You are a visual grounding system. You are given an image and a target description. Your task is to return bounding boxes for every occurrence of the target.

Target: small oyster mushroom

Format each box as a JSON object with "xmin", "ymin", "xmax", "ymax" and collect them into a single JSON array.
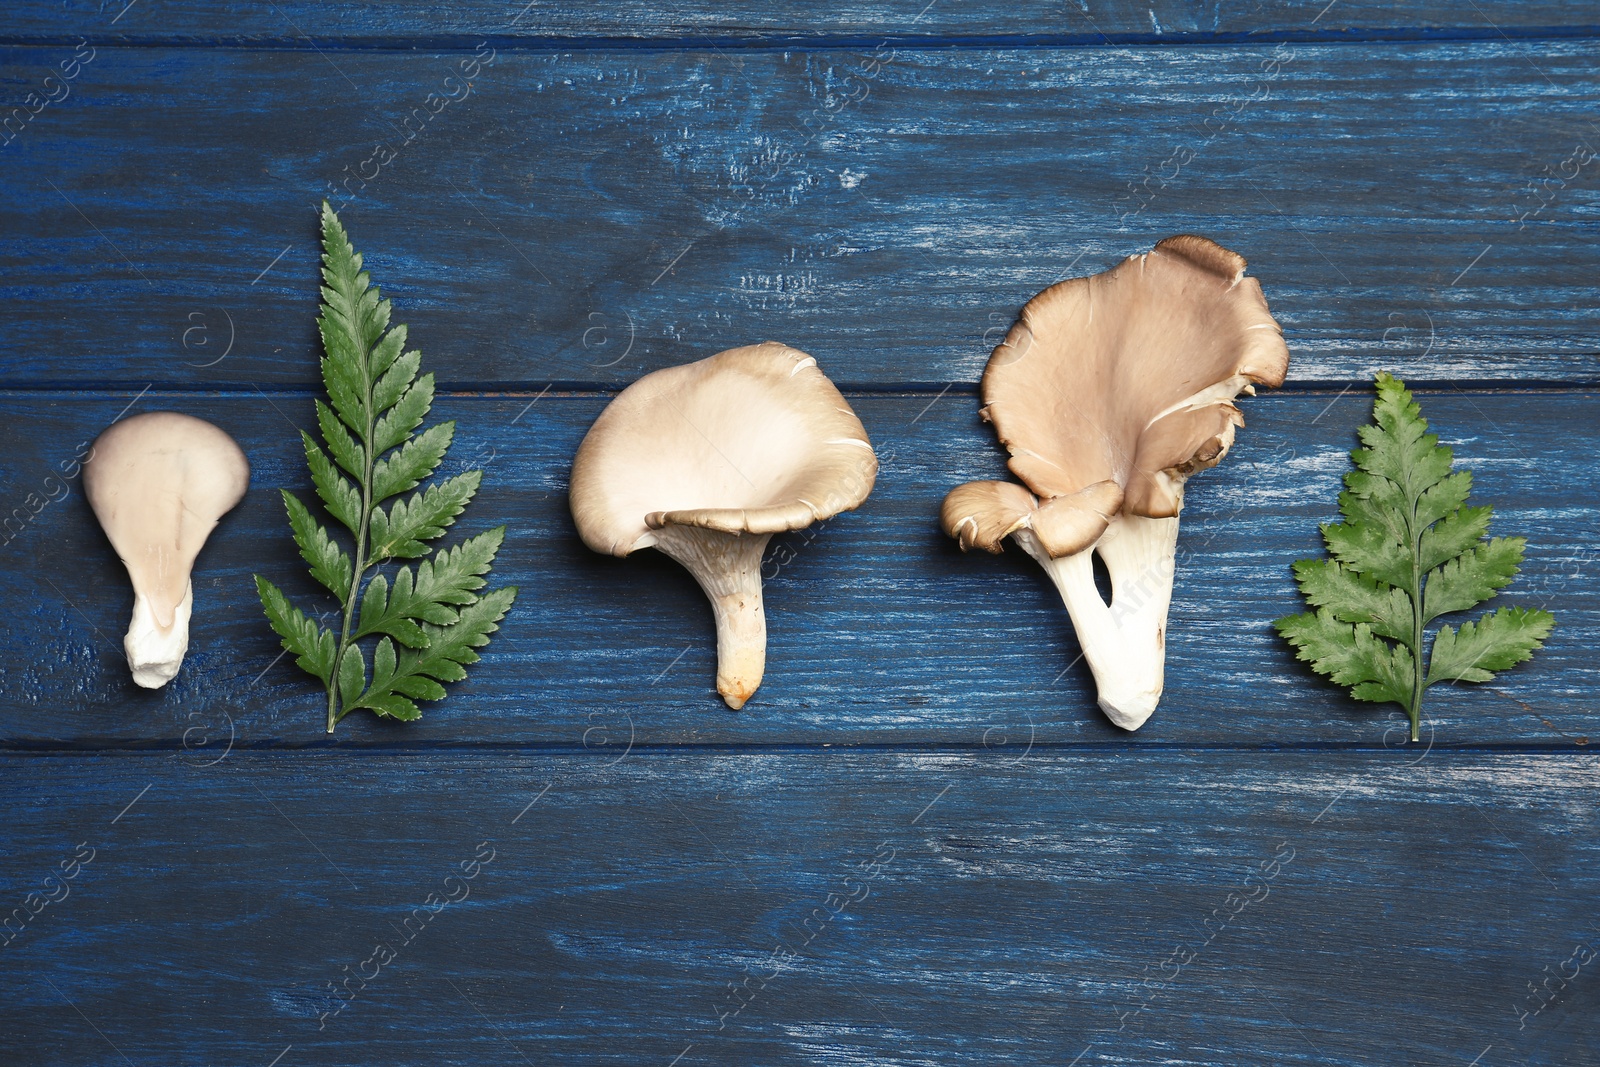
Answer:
[
  {"xmin": 941, "ymin": 235, "xmax": 1289, "ymax": 730},
  {"xmin": 84, "ymin": 411, "xmax": 250, "ymax": 688},
  {"xmin": 570, "ymin": 342, "xmax": 877, "ymax": 709}
]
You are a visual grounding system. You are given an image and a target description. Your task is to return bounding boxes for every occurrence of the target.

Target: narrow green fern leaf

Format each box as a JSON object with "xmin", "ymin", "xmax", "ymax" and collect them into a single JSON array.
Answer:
[
  {"xmin": 404, "ymin": 585, "xmax": 518, "ymax": 681},
  {"xmin": 255, "ymin": 575, "xmax": 336, "ymax": 684},
  {"xmin": 317, "ymin": 318, "xmax": 368, "ymax": 436},
  {"xmin": 337, "ymin": 643, "xmax": 366, "ymax": 712},
  {"xmin": 371, "ymin": 345, "xmax": 419, "ymax": 413},
  {"xmin": 354, "ymin": 573, "xmax": 431, "ymax": 649},
  {"xmin": 356, "ymin": 528, "xmax": 506, "ymax": 647},
  {"xmin": 370, "ymin": 470, "xmax": 482, "ymax": 560},
  {"xmin": 360, "ymin": 637, "xmax": 423, "ymax": 721},
  {"xmin": 281, "ymin": 490, "xmax": 353, "ymax": 600},
  {"xmin": 302, "ymin": 431, "xmax": 362, "ymax": 534},
  {"xmin": 349, "ymin": 586, "xmax": 517, "ymax": 723},
  {"xmin": 369, "ymin": 325, "xmax": 410, "ymax": 385},
  {"xmin": 1275, "ymin": 373, "xmax": 1554, "ymax": 741},
  {"xmin": 372, "ymin": 420, "xmax": 454, "ymax": 503},
  {"xmin": 316, "ymin": 399, "xmax": 366, "ymax": 479},
  {"xmin": 374, "ymin": 374, "xmax": 436, "ymax": 455},
  {"xmin": 254, "ymin": 202, "xmax": 517, "ymax": 733}
]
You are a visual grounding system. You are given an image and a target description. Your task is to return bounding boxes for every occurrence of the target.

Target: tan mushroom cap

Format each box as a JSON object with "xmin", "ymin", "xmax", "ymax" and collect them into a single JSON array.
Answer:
[
  {"xmin": 942, "ymin": 479, "xmax": 1123, "ymax": 557},
  {"xmin": 570, "ymin": 342, "xmax": 877, "ymax": 555},
  {"xmin": 84, "ymin": 411, "xmax": 251, "ymax": 628},
  {"xmin": 946, "ymin": 234, "xmax": 1289, "ymax": 556}
]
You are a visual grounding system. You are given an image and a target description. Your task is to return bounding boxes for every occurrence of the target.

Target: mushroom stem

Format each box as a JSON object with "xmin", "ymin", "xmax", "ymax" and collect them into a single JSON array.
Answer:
[
  {"xmin": 125, "ymin": 580, "xmax": 194, "ymax": 688},
  {"xmin": 83, "ymin": 411, "xmax": 249, "ymax": 690},
  {"xmin": 648, "ymin": 525, "xmax": 773, "ymax": 710},
  {"xmin": 1015, "ymin": 513, "xmax": 1180, "ymax": 731}
]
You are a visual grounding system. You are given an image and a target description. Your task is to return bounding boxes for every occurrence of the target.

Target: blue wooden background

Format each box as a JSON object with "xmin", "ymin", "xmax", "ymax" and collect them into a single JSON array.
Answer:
[{"xmin": 2, "ymin": 3, "xmax": 1598, "ymax": 1065}]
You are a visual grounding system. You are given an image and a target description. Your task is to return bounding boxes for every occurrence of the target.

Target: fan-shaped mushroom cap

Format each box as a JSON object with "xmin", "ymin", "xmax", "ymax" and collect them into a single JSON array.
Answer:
[
  {"xmin": 943, "ymin": 479, "xmax": 1124, "ymax": 557},
  {"xmin": 975, "ymin": 233, "xmax": 1288, "ymax": 540},
  {"xmin": 941, "ymin": 235, "xmax": 1289, "ymax": 730},
  {"xmin": 84, "ymin": 411, "xmax": 250, "ymax": 687},
  {"xmin": 570, "ymin": 342, "xmax": 877, "ymax": 708},
  {"xmin": 572, "ymin": 342, "xmax": 876, "ymax": 555}
]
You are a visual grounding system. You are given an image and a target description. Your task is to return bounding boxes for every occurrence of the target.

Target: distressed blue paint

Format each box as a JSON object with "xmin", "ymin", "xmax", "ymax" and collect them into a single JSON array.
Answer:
[
  {"xmin": 4, "ymin": 0, "xmax": 1597, "ymax": 43},
  {"xmin": 3, "ymin": 43, "xmax": 1600, "ymax": 388},
  {"xmin": 1, "ymin": 751, "xmax": 1597, "ymax": 1066},
  {"xmin": 0, "ymin": 391, "xmax": 1590, "ymax": 748},
  {"xmin": 1, "ymin": 7, "xmax": 1598, "ymax": 1066}
]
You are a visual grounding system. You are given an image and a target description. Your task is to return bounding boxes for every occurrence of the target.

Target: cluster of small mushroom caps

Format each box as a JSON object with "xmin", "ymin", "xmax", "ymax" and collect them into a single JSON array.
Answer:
[{"xmin": 87, "ymin": 235, "xmax": 1287, "ymax": 731}]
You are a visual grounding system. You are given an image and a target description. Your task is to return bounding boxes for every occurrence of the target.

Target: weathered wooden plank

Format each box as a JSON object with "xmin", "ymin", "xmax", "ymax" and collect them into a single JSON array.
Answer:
[
  {"xmin": 0, "ymin": 391, "xmax": 1589, "ymax": 747},
  {"xmin": 3, "ymin": 42, "xmax": 1599, "ymax": 389},
  {"xmin": 0, "ymin": 750, "xmax": 1595, "ymax": 1065},
  {"xmin": 3, "ymin": 0, "xmax": 1594, "ymax": 44}
]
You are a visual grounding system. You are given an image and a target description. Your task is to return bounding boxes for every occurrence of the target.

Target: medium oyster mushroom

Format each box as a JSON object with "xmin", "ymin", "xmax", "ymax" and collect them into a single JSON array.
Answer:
[
  {"xmin": 84, "ymin": 411, "xmax": 250, "ymax": 688},
  {"xmin": 570, "ymin": 342, "xmax": 877, "ymax": 709},
  {"xmin": 941, "ymin": 235, "xmax": 1289, "ymax": 730}
]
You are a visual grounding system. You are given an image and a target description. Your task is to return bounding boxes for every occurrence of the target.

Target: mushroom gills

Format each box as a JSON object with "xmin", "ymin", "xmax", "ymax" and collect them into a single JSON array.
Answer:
[
  {"xmin": 1014, "ymin": 512, "xmax": 1180, "ymax": 731},
  {"xmin": 644, "ymin": 524, "xmax": 772, "ymax": 710}
]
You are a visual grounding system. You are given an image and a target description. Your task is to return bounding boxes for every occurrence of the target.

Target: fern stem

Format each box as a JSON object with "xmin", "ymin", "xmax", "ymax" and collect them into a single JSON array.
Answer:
[
  {"xmin": 327, "ymin": 297, "xmax": 379, "ymax": 734},
  {"xmin": 1407, "ymin": 495, "xmax": 1425, "ymax": 743}
]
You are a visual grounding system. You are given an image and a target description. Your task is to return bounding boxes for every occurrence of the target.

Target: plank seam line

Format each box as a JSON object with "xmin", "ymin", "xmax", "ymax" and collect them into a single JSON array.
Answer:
[
  {"xmin": 0, "ymin": 742, "xmax": 1592, "ymax": 756},
  {"xmin": 4, "ymin": 27, "xmax": 1600, "ymax": 53},
  {"xmin": 0, "ymin": 381, "xmax": 1593, "ymax": 399}
]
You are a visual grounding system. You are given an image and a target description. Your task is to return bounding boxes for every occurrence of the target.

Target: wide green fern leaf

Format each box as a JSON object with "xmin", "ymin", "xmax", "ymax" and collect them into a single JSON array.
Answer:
[{"xmin": 1275, "ymin": 373, "xmax": 1553, "ymax": 741}]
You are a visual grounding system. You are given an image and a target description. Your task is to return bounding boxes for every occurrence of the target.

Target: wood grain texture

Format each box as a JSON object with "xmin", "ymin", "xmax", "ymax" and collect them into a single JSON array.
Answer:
[
  {"xmin": 4, "ymin": 42, "xmax": 1600, "ymax": 389},
  {"xmin": 4, "ymin": 0, "xmax": 1596, "ymax": 43},
  {"xmin": 1, "ymin": 750, "xmax": 1595, "ymax": 1066},
  {"xmin": 4, "ymin": 9, "xmax": 1598, "ymax": 1065},
  {"xmin": 0, "ymin": 391, "xmax": 1588, "ymax": 748}
]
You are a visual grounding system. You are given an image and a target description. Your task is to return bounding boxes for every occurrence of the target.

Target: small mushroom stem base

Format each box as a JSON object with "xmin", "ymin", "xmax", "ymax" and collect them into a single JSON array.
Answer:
[
  {"xmin": 1016, "ymin": 513, "xmax": 1180, "ymax": 730},
  {"xmin": 124, "ymin": 581, "xmax": 193, "ymax": 689},
  {"xmin": 649, "ymin": 525, "xmax": 773, "ymax": 710}
]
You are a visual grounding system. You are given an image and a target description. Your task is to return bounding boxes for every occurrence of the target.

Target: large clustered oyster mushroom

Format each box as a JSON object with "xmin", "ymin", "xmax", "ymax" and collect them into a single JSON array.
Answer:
[
  {"xmin": 84, "ymin": 411, "xmax": 251, "ymax": 688},
  {"xmin": 570, "ymin": 342, "xmax": 877, "ymax": 709},
  {"xmin": 941, "ymin": 235, "xmax": 1290, "ymax": 729}
]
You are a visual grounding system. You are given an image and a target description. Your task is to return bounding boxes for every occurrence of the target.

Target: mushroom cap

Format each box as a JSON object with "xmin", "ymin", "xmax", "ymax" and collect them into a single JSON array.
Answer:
[
  {"xmin": 570, "ymin": 342, "xmax": 877, "ymax": 557},
  {"xmin": 954, "ymin": 234, "xmax": 1289, "ymax": 555},
  {"xmin": 83, "ymin": 411, "xmax": 251, "ymax": 627},
  {"xmin": 942, "ymin": 479, "xmax": 1123, "ymax": 556}
]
